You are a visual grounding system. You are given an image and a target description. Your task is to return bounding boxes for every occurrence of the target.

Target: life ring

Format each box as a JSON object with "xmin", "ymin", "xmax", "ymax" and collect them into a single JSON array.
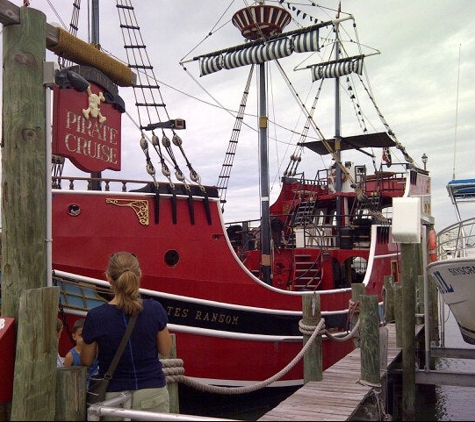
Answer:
[
  {"xmin": 428, "ymin": 228, "xmax": 437, "ymax": 262},
  {"xmin": 327, "ymin": 168, "xmax": 347, "ymax": 185}
]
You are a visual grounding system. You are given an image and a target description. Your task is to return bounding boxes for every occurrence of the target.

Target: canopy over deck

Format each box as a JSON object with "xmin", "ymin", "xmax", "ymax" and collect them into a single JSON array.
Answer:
[
  {"xmin": 448, "ymin": 179, "xmax": 475, "ymax": 200},
  {"xmin": 447, "ymin": 179, "xmax": 475, "ymax": 222},
  {"xmin": 300, "ymin": 132, "xmax": 395, "ymax": 156}
]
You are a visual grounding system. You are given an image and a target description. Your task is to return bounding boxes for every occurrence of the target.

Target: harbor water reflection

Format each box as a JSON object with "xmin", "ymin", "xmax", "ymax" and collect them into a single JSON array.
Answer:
[{"xmin": 416, "ymin": 304, "xmax": 475, "ymax": 421}]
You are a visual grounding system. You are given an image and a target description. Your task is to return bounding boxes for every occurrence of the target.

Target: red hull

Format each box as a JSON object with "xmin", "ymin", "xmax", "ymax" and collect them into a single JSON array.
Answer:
[{"xmin": 52, "ymin": 172, "xmax": 416, "ymax": 386}]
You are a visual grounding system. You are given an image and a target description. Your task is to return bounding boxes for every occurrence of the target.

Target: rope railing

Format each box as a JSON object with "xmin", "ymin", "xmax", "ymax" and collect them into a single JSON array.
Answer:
[{"xmin": 162, "ymin": 312, "xmax": 360, "ymax": 395}]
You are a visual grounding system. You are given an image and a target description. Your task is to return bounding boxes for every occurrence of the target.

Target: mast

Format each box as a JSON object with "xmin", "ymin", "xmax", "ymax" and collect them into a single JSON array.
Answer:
[
  {"xmin": 334, "ymin": 6, "xmax": 343, "ymax": 243},
  {"xmin": 187, "ymin": 2, "xmax": 333, "ymax": 284},
  {"xmin": 230, "ymin": 1, "xmax": 292, "ymax": 285},
  {"xmin": 90, "ymin": 0, "xmax": 102, "ymax": 190},
  {"xmin": 91, "ymin": 0, "xmax": 99, "ymax": 45},
  {"xmin": 258, "ymin": 63, "xmax": 271, "ymax": 284}
]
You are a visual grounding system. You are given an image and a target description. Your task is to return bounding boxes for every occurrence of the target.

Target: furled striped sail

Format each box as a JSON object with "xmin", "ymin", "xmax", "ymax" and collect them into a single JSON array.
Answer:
[
  {"xmin": 199, "ymin": 29, "xmax": 320, "ymax": 76},
  {"xmin": 311, "ymin": 55, "xmax": 364, "ymax": 81}
]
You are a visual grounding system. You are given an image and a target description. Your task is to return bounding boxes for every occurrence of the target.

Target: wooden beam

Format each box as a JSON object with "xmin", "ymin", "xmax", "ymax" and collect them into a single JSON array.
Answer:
[{"xmin": 0, "ymin": 0, "xmax": 136, "ymax": 86}]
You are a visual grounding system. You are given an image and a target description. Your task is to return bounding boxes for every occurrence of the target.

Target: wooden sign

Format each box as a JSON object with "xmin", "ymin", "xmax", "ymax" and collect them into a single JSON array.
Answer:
[{"xmin": 52, "ymin": 70, "xmax": 123, "ymax": 173}]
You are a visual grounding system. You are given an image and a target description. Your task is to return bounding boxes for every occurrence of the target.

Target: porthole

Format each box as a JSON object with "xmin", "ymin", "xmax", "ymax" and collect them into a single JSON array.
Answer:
[
  {"xmin": 67, "ymin": 204, "xmax": 81, "ymax": 216},
  {"xmin": 164, "ymin": 250, "xmax": 179, "ymax": 267}
]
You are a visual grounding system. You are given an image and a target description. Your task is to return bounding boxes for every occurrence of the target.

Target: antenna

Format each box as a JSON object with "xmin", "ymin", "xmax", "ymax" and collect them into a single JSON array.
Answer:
[{"xmin": 452, "ymin": 44, "xmax": 461, "ymax": 180}]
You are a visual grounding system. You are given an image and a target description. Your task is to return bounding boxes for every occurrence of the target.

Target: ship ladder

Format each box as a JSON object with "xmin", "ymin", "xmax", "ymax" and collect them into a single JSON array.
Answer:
[{"xmin": 291, "ymin": 253, "xmax": 322, "ymax": 290}]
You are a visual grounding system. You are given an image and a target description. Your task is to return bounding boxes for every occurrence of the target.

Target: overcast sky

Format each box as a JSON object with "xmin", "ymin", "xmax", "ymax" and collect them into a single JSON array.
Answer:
[{"xmin": 7, "ymin": 0, "xmax": 475, "ymax": 232}]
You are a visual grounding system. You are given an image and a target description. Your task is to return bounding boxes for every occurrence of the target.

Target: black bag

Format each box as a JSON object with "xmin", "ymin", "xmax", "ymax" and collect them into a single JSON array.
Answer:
[{"xmin": 87, "ymin": 377, "xmax": 110, "ymax": 406}]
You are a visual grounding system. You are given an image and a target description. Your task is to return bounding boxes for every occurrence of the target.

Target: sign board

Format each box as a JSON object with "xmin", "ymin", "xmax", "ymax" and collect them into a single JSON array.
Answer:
[{"xmin": 52, "ymin": 69, "xmax": 123, "ymax": 173}]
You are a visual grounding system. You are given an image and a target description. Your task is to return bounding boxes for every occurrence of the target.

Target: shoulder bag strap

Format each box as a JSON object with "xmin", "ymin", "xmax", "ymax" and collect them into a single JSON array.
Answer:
[{"xmin": 103, "ymin": 314, "xmax": 138, "ymax": 379}]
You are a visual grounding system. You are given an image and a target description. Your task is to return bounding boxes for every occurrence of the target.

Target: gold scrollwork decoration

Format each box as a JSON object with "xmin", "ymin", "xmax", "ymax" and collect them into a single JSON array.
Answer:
[{"xmin": 105, "ymin": 198, "xmax": 149, "ymax": 226}]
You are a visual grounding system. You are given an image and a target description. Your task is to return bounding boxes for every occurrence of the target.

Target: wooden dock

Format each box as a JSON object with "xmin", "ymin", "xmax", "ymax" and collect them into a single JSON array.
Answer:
[{"xmin": 259, "ymin": 323, "xmax": 422, "ymax": 421}]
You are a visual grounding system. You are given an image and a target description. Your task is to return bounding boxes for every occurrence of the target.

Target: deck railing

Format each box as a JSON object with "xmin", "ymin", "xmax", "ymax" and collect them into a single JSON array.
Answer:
[
  {"xmin": 436, "ymin": 217, "xmax": 475, "ymax": 259},
  {"xmin": 52, "ymin": 176, "xmax": 153, "ymax": 192}
]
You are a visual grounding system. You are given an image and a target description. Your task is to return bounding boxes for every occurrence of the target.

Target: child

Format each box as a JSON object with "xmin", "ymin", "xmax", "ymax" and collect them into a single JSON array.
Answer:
[{"xmin": 64, "ymin": 318, "xmax": 99, "ymax": 385}]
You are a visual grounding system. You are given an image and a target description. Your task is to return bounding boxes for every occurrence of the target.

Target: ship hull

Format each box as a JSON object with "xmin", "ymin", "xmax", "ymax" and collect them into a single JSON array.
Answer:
[{"xmin": 53, "ymin": 184, "xmax": 401, "ymax": 386}]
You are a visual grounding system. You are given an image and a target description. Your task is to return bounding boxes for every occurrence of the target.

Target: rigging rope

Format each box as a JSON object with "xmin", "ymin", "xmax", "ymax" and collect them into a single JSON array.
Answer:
[
  {"xmin": 275, "ymin": 60, "xmax": 355, "ymax": 185},
  {"xmin": 52, "ymin": 0, "xmax": 203, "ymax": 188},
  {"xmin": 355, "ymin": 73, "xmax": 415, "ymax": 168},
  {"xmin": 216, "ymin": 66, "xmax": 255, "ymax": 212},
  {"xmin": 115, "ymin": 0, "xmax": 203, "ymax": 188}
]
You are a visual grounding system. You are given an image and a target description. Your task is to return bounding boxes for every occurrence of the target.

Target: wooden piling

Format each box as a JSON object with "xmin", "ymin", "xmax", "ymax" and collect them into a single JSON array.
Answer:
[
  {"xmin": 351, "ymin": 283, "xmax": 365, "ymax": 348},
  {"xmin": 383, "ymin": 275, "xmax": 395, "ymax": 323},
  {"xmin": 161, "ymin": 334, "xmax": 179, "ymax": 413},
  {"xmin": 360, "ymin": 294, "xmax": 380, "ymax": 385},
  {"xmin": 1, "ymin": 7, "xmax": 54, "ymax": 419},
  {"xmin": 10, "ymin": 287, "xmax": 60, "ymax": 420},
  {"xmin": 401, "ymin": 243, "xmax": 420, "ymax": 421},
  {"xmin": 1, "ymin": 5, "xmax": 48, "ymax": 319},
  {"xmin": 394, "ymin": 284, "xmax": 403, "ymax": 348},
  {"xmin": 55, "ymin": 367, "xmax": 87, "ymax": 421},
  {"xmin": 302, "ymin": 294, "xmax": 322, "ymax": 382},
  {"xmin": 416, "ymin": 275, "xmax": 425, "ymax": 324}
]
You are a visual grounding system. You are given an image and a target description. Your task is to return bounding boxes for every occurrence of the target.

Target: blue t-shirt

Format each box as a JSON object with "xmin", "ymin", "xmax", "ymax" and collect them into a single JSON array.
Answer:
[
  {"xmin": 69, "ymin": 347, "xmax": 99, "ymax": 387},
  {"xmin": 82, "ymin": 299, "xmax": 168, "ymax": 392}
]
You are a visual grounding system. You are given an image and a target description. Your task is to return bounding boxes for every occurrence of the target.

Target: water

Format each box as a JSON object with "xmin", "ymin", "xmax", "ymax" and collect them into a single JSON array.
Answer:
[
  {"xmin": 178, "ymin": 384, "xmax": 299, "ymax": 420},
  {"xmin": 415, "ymin": 306, "xmax": 475, "ymax": 421}
]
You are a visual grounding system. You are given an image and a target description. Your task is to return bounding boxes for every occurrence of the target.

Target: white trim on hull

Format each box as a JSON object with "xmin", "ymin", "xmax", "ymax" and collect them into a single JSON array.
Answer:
[{"xmin": 427, "ymin": 257, "xmax": 475, "ymax": 345}]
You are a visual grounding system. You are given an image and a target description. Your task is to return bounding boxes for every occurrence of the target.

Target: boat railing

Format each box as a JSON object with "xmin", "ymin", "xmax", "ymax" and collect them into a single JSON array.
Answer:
[
  {"xmin": 51, "ymin": 176, "xmax": 219, "ymax": 198},
  {"xmin": 225, "ymin": 216, "xmax": 375, "ymax": 251},
  {"xmin": 52, "ymin": 175, "xmax": 153, "ymax": 192},
  {"xmin": 436, "ymin": 217, "xmax": 475, "ymax": 260},
  {"xmin": 294, "ymin": 224, "xmax": 336, "ymax": 248},
  {"xmin": 365, "ymin": 169, "xmax": 407, "ymax": 197}
]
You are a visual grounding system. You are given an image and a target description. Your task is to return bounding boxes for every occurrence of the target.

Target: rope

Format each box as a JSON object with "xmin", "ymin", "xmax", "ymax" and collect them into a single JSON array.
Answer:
[
  {"xmin": 356, "ymin": 385, "xmax": 392, "ymax": 421},
  {"xmin": 324, "ymin": 317, "xmax": 361, "ymax": 342},
  {"xmin": 163, "ymin": 318, "xmax": 325, "ymax": 395},
  {"xmin": 162, "ymin": 358, "xmax": 186, "ymax": 382},
  {"xmin": 161, "ymin": 308, "xmax": 361, "ymax": 395}
]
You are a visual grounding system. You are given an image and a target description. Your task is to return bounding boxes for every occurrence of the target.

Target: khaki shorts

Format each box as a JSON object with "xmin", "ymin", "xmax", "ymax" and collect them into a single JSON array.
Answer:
[{"xmin": 102, "ymin": 386, "xmax": 169, "ymax": 421}]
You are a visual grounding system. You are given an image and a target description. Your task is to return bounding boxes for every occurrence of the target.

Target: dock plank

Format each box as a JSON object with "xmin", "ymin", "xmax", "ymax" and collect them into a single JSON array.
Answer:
[{"xmin": 259, "ymin": 323, "xmax": 422, "ymax": 421}]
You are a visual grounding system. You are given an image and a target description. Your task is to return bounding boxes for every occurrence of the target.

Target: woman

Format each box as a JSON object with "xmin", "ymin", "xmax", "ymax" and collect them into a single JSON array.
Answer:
[{"xmin": 81, "ymin": 251, "xmax": 172, "ymax": 418}]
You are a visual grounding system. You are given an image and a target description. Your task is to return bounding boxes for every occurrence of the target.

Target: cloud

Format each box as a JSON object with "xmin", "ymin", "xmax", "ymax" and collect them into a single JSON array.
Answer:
[{"xmin": 4, "ymin": 0, "xmax": 475, "ymax": 231}]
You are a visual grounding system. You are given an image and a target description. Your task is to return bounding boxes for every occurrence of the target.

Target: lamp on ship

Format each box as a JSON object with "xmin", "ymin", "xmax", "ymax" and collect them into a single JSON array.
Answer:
[
  {"xmin": 421, "ymin": 153, "xmax": 428, "ymax": 171},
  {"xmin": 232, "ymin": 2, "xmax": 292, "ymax": 40}
]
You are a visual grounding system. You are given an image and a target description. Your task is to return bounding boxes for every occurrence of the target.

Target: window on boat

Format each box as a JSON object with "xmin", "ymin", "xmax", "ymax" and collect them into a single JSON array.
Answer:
[
  {"xmin": 164, "ymin": 250, "xmax": 180, "ymax": 267},
  {"xmin": 342, "ymin": 256, "xmax": 367, "ymax": 285},
  {"xmin": 352, "ymin": 257, "xmax": 367, "ymax": 275}
]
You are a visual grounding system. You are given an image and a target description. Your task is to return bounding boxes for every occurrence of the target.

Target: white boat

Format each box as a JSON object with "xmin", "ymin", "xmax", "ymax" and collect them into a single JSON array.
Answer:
[{"xmin": 427, "ymin": 179, "xmax": 475, "ymax": 345}]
